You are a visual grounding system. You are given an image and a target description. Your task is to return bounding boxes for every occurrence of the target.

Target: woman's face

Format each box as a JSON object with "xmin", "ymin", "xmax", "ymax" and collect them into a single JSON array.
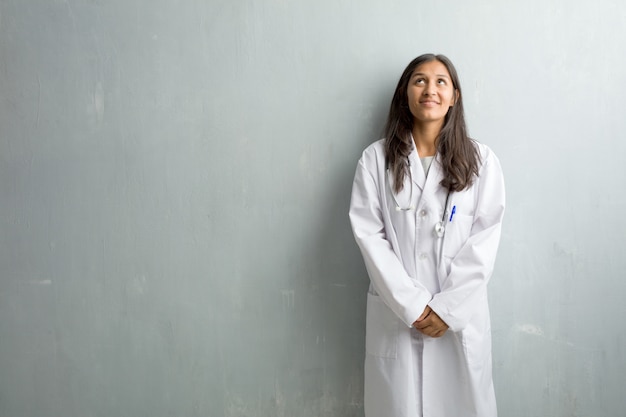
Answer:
[{"xmin": 406, "ymin": 60, "xmax": 457, "ymax": 127}]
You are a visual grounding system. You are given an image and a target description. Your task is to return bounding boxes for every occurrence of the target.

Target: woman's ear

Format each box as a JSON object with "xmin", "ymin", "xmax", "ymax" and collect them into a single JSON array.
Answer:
[{"xmin": 451, "ymin": 89, "xmax": 460, "ymax": 106}]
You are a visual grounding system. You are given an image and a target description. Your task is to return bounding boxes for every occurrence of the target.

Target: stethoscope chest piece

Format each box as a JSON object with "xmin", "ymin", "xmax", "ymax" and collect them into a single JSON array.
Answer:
[
  {"xmin": 434, "ymin": 221, "xmax": 445, "ymax": 238},
  {"xmin": 433, "ymin": 190, "xmax": 452, "ymax": 238}
]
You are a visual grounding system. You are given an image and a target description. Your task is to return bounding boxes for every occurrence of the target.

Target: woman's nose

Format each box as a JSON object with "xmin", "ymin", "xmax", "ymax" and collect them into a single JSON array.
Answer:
[{"xmin": 423, "ymin": 83, "xmax": 435, "ymax": 95}]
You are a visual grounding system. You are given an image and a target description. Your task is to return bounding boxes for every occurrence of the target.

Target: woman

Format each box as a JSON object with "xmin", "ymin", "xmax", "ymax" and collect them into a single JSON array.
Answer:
[{"xmin": 349, "ymin": 54, "xmax": 505, "ymax": 417}]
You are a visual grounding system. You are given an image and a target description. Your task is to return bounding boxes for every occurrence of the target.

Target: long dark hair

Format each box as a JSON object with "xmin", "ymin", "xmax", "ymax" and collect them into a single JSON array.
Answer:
[{"xmin": 384, "ymin": 53, "xmax": 480, "ymax": 193}]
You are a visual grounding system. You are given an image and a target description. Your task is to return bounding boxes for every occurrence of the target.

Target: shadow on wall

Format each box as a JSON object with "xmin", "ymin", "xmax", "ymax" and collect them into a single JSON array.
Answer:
[
  {"xmin": 215, "ymin": 71, "xmax": 391, "ymax": 416},
  {"xmin": 268, "ymin": 94, "xmax": 389, "ymax": 416}
]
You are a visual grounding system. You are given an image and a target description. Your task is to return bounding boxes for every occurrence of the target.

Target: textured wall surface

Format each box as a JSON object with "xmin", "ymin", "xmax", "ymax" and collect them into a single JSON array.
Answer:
[{"xmin": 1, "ymin": 1, "xmax": 625, "ymax": 416}]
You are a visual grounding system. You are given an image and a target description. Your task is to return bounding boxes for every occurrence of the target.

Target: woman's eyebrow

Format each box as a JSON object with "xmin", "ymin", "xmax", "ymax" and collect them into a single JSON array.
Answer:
[{"xmin": 411, "ymin": 72, "xmax": 450, "ymax": 79}]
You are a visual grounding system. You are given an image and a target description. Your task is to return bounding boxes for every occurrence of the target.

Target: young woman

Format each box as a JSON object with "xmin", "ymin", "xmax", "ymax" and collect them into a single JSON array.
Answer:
[{"xmin": 349, "ymin": 54, "xmax": 505, "ymax": 417}]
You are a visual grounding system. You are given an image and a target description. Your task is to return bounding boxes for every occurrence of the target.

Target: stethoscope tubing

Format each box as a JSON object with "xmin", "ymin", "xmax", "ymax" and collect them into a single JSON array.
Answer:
[
  {"xmin": 385, "ymin": 160, "xmax": 452, "ymax": 268},
  {"xmin": 387, "ymin": 160, "xmax": 452, "ymax": 236}
]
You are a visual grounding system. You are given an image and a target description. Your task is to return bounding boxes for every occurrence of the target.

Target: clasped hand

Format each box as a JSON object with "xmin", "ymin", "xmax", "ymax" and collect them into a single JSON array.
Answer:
[{"xmin": 412, "ymin": 306, "xmax": 448, "ymax": 338}]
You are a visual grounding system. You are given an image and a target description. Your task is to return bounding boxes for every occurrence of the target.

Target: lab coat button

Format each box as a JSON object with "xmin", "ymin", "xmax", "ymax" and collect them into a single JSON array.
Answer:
[
  {"xmin": 419, "ymin": 253, "xmax": 428, "ymax": 260},
  {"xmin": 419, "ymin": 210, "xmax": 427, "ymax": 217}
]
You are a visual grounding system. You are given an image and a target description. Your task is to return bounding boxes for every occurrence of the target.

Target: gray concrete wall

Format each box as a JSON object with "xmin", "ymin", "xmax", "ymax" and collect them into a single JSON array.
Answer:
[{"xmin": 1, "ymin": 1, "xmax": 625, "ymax": 416}]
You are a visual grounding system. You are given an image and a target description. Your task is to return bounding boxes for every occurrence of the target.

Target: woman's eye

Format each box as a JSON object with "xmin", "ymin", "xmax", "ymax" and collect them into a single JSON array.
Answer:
[
  {"xmin": 437, "ymin": 79, "xmax": 446, "ymax": 85},
  {"xmin": 415, "ymin": 78, "xmax": 425, "ymax": 84}
]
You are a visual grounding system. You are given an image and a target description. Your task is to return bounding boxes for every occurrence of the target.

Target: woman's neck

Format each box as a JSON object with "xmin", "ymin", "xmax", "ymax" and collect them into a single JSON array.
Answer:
[{"xmin": 412, "ymin": 122, "xmax": 442, "ymax": 157}]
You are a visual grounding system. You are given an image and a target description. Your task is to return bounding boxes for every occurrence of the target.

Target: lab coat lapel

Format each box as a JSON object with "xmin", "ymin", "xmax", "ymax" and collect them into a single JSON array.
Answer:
[
  {"xmin": 408, "ymin": 148, "xmax": 426, "ymax": 192},
  {"xmin": 408, "ymin": 148, "xmax": 444, "ymax": 196},
  {"xmin": 422, "ymin": 153, "xmax": 445, "ymax": 199}
]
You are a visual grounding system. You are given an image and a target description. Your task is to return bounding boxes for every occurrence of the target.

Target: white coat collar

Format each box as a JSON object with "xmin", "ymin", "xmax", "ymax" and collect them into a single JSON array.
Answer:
[{"xmin": 408, "ymin": 145, "xmax": 444, "ymax": 194}]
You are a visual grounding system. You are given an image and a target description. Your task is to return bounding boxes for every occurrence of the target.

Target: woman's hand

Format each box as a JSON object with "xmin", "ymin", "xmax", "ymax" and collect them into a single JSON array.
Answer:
[{"xmin": 413, "ymin": 306, "xmax": 448, "ymax": 338}]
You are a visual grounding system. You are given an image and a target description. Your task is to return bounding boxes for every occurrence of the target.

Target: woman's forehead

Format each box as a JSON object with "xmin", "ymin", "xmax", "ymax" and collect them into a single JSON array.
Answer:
[{"xmin": 411, "ymin": 60, "xmax": 451, "ymax": 77}]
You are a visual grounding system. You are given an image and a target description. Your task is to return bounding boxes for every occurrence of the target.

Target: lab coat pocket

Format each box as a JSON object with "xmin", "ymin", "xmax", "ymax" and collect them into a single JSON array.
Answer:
[
  {"xmin": 459, "ymin": 323, "xmax": 492, "ymax": 369},
  {"xmin": 442, "ymin": 214, "xmax": 473, "ymax": 259},
  {"xmin": 365, "ymin": 293, "xmax": 399, "ymax": 359}
]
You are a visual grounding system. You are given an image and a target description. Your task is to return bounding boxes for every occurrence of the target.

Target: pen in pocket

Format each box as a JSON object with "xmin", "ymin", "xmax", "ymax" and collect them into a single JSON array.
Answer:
[{"xmin": 449, "ymin": 205, "xmax": 456, "ymax": 222}]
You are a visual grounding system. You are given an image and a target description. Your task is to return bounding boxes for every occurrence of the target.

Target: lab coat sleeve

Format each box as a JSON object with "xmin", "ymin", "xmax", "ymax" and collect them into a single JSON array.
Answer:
[
  {"xmin": 349, "ymin": 154, "xmax": 433, "ymax": 328},
  {"xmin": 428, "ymin": 149, "xmax": 506, "ymax": 332}
]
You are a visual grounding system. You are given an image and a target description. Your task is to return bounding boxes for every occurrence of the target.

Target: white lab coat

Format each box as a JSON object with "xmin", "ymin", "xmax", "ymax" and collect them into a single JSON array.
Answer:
[{"xmin": 349, "ymin": 139, "xmax": 505, "ymax": 417}]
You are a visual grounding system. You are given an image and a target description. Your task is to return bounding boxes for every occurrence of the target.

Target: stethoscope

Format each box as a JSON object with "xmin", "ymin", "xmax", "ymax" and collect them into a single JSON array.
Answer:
[{"xmin": 387, "ymin": 158, "xmax": 452, "ymax": 238}]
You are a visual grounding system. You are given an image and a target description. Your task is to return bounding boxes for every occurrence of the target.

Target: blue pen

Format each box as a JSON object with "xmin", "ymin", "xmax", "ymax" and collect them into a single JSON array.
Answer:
[{"xmin": 449, "ymin": 205, "xmax": 456, "ymax": 222}]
